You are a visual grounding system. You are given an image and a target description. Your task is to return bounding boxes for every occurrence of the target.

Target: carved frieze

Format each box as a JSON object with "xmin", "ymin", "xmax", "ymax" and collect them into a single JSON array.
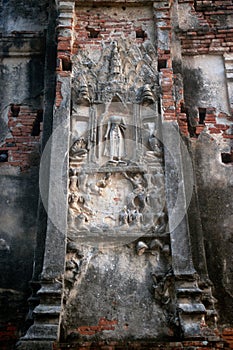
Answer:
[
  {"xmin": 68, "ymin": 39, "xmax": 167, "ymax": 241},
  {"xmin": 71, "ymin": 39, "xmax": 158, "ymax": 108},
  {"xmin": 68, "ymin": 167, "xmax": 167, "ymax": 237}
]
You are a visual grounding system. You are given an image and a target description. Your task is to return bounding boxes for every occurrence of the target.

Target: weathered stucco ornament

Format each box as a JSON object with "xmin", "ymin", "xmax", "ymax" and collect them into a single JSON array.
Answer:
[
  {"xmin": 103, "ymin": 115, "xmax": 127, "ymax": 163},
  {"xmin": 62, "ymin": 35, "xmax": 179, "ymax": 343},
  {"xmin": 69, "ymin": 138, "xmax": 88, "ymax": 162},
  {"xmin": 136, "ymin": 241, "xmax": 149, "ymax": 255},
  {"xmin": 67, "ymin": 39, "xmax": 166, "ymax": 240}
]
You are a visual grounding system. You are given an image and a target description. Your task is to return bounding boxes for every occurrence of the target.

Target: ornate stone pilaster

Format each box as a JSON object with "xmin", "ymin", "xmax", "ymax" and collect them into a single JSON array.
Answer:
[
  {"xmin": 18, "ymin": 0, "xmax": 75, "ymax": 344},
  {"xmin": 153, "ymin": 0, "xmax": 211, "ymax": 337},
  {"xmin": 162, "ymin": 121, "xmax": 207, "ymax": 338},
  {"xmin": 18, "ymin": 72, "xmax": 72, "ymax": 347},
  {"xmin": 224, "ymin": 53, "xmax": 233, "ymax": 113}
]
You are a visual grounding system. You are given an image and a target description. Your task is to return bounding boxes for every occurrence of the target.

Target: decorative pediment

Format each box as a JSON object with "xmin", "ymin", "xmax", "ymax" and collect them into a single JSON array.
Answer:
[{"xmin": 72, "ymin": 39, "xmax": 158, "ymax": 107}]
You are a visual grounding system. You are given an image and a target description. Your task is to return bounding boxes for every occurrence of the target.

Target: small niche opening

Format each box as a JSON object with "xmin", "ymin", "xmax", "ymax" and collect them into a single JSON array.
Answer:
[
  {"xmin": 158, "ymin": 60, "xmax": 167, "ymax": 71},
  {"xmin": 0, "ymin": 150, "xmax": 8, "ymax": 162},
  {"xmin": 182, "ymin": 105, "xmax": 196, "ymax": 137},
  {"xmin": 198, "ymin": 107, "xmax": 206, "ymax": 124},
  {"xmin": 86, "ymin": 27, "xmax": 100, "ymax": 39},
  {"xmin": 136, "ymin": 29, "xmax": 147, "ymax": 40},
  {"xmin": 11, "ymin": 104, "xmax": 20, "ymax": 117},
  {"xmin": 221, "ymin": 152, "xmax": 233, "ymax": 164},
  {"xmin": 122, "ymin": 6, "xmax": 126, "ymax": 10},
  {"xmin": 158, "ymin": 98, "xmax": 161, "ymax": 114},
  {"xmin": 62, "ymin": 58, "xmax": 72, "ymax": 72},
  {"xmin": 180, "ymin": 102, "xmax": 186, "ymax": 113},
  {"xmin": 31, "ymin": 110, "xmax": 43, "ymax": 136},
  {"xmin": 194, "ymin": 0, "xmax": 198, "ymax": 11}
]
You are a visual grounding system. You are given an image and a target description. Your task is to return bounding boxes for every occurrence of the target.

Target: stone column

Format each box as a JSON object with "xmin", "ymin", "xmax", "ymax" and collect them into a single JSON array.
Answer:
[
  {"xmin": 18, "ymin": 1, "xmax": 75, "ymax": 349},
  {"xmin": 224, "ymin": 53, "xmax": 233, "ymax": 113},
  {"xmin": 162, "ymin": 121, "xmax": 207, "ymax": 338},
  {"xmin": 153, "ymin": 0, "xmax": 207, "ymax": 338}
]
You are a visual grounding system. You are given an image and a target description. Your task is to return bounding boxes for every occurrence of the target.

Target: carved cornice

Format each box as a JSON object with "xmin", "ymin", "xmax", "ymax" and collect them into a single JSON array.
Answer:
[{"xmin": 0, "ymin": 32, "xmax": 45, "ymax": 57}]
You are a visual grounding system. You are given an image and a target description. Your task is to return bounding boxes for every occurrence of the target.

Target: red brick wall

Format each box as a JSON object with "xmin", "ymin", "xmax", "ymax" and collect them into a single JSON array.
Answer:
[
  {"xmin": 74, "ymin": 7, "xmax": 152, "ymax": 46},
  {"xmin": 222, "ymin": 328, "xmax": 233, "ymax": 349},
  {"xmin": 0, "ymin": 104, "xmax": 42, "ymax": 171},
  {"xmin": 191, "ymin": 108, "xmax": 232, "ymax": 138},
  {"xmin": 177, "ymin": 0, "xmax": 233, "ymax": 55},
  {"xmin": 0, "ymin": 323, "xmax": 19, "ymax": 350},
  {"xmin": 56, "ymin": 5, "xmax": 154, "ymax": 70},
  {"xmin": 172, "ymin": 0, "xmax": 233, "ymax": 138}
]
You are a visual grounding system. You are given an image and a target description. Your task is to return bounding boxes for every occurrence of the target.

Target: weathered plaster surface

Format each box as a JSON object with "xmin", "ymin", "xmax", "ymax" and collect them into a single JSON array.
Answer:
[
  {"xmin": 183, "ymin": 55, "xmax": 230, "ymax": 115},
  {"xmin": 63, "ymin": 245, "xmax": 171, "ymax": 342},
  {"xmin": 194, "ymin": 133, "xmax": 233, "ymax": 323}
]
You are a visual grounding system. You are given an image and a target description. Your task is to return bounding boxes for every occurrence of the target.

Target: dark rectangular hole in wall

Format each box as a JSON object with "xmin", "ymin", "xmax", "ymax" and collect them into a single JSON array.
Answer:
[
  {"xmin": 221, "ymin": 152, "xmax": 233, "ymax": 164},
  {"xmin": 194, "ymin": 0, "xmax": 198, "ymax": 11},
  {"xmin": 11, "ymin": 104, "xmax": 20, "ymax": 117},
  {"xmin": 158, "ymin": 98, "xmax": 161, "ymax": 114},
  {"xmin": 31, "ymin": 110, "xmax": 43, "ymax": 136},
  {"xmin": 136, "ymin": 29, "xmax": 147, "ymax": 39},
  {"xmin": 181, "ymin": 102, "xmax": 186, "ymax": 113},
  {"xmin": 62, "ymin": 59, "xmax": 72, "ymax": 72},
  {"xmin": 86, "ymin": 27, "xmax": 100, "ymax": 39},
  {"xmin": 158, "ymin": 60, "xmax": 167, "ymax": 71},
  {"xmin": 0, "ymin": 150, "xmax": 8, "ymax": 162},
  {"xmin": 198, "ymin": 108, "xmax": 206, "ymax": 124}
]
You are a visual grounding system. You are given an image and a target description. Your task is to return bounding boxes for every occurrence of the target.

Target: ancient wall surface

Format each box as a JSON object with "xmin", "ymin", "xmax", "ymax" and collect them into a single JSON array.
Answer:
[
  {"xmin": 0, "ymin": 1, "xmax": 54, "ymax": 348},
  {"xmin": 0, "ymin": 0, "xmax": 233, "ymax": 349},
  {"xmin": 172, "ymin": 0, "xmax": 233, "ymax": 327}
]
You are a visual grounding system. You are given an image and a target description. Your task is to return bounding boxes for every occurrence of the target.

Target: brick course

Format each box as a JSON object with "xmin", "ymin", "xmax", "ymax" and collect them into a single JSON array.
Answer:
[
  {"xmin": 0, "ymin": 105, "xmax": 42, "ymax": 171},
  {"xmin": 0, "ymin": 323, "xmax": 19, "ymax": 350},
  {"xmin": 177, "ymin": 1, "xmax": 233, "ymax": 55}
]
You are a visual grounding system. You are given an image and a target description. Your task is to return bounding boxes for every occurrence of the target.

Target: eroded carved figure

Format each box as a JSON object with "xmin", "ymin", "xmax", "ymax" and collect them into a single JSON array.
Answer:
[
  {"xmin": 119, "ymin": 206, "xmax": 129, "ymax": 227},
  {"xmin": 68, "ymin": 167, "xmax": 167, "ymax": 234},
  {"xmin": 141, "ymin": 84, "xmax": 155, "ymax": 105},
  {"xmin": 104, "ymin": 115, "xmax": 126, "ymax": 163},
  {"xmin": 70, "ymin": 138, "xmax": 88, "ymax": 162},
  {"xmin": 146, "ymin": 132, "xmax": 163, "ymax": 160},
  {"xmin": 123, "ymin": 172, "xmax": 146, "ymax": 212},
  {"xmin": 152, "ymin": 268, "xmax": 173, "ymax": 305},
  {"xmin": 110, "ymin": 41, "xmax": 121, "ymax": 77}
]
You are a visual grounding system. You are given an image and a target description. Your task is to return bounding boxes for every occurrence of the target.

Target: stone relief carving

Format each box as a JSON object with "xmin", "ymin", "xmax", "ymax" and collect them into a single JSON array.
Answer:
[
  {"xmin": 68, "ymin": 39, "xmax": 167, "ymax": 238},
  {"xmin": 136, "ymin": 238, "xmax": 170, "ymax": 259},
  {"xmin": 71, "ymin": 39, "xmax": 158, "ymax": 108},
  {"xmin": 110, "ymin": 41, "xmax": 122, "ymax": 77},
  {"xmin": 69, "ymin": 138, "xmax": 88, "ymax": 162},
  {"xmin": 145, "ymin": 132, "xmax": 163, "ymax": 161},
  {"xmin": 140, "ymin": 84, "xmax": 156, "ymax": 106},
  {"xmin": 103, "ymin": 115, "xmax": 127, "ymax": 164},
  {"xmin": 64, "ymin": 242, "xmax": 84, "ymax": 300},
  {"xmin": 68, "ymin": 168, "xmax": 167, "ymax": 235},
  {"xmin": 152, "ymin": 268, "xmax": 173, "ymax": 305}
]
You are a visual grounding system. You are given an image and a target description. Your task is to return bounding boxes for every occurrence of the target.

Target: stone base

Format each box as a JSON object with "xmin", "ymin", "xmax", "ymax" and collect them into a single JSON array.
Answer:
[
  {"xmin": 52, "ymin": 340, "xmax": 228, "ymax": 350},
  {"xmin": 20, "ymin": 324, "xmax": 59, "ymax": 340},
  {"xmin": 17, "ymin": 340, "xmax": 55, "ymax": 350}
]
